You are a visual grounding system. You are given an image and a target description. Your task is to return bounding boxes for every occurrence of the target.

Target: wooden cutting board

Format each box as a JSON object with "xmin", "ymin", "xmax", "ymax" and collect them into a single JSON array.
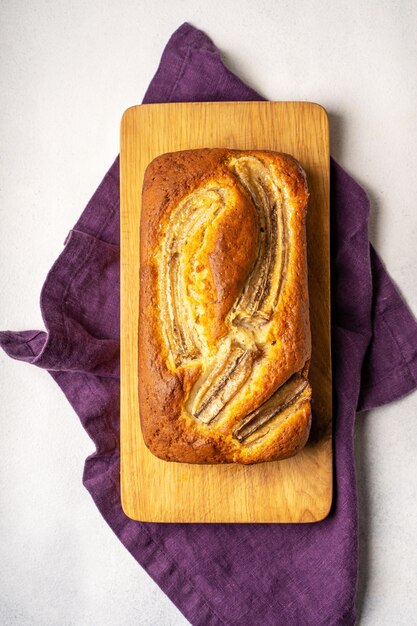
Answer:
[{"xmin": 120, "ymin": 101, "xmax": 332, "ymax": 523}]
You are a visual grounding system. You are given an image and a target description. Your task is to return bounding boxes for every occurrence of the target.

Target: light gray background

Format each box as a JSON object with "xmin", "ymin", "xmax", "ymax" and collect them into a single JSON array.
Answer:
[{"xmin": 1, "ymin": 1, "xmax": 416, "ymax": 625}]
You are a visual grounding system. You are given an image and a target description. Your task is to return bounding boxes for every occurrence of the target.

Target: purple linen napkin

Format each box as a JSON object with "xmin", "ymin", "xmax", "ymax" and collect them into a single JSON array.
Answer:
[{"xmin": 1, "ymin": 22, "xmax": 417, "ymax": 626}]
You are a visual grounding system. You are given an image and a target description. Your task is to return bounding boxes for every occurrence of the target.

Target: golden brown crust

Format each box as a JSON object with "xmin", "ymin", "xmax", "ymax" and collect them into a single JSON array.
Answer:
[
  {"xmin": 139, "ymin": 148, "xmax": 311, "ymax": 464},
  {"xmin": 205, "ymin": 186, "xmax": 258, "ymax": 342}
]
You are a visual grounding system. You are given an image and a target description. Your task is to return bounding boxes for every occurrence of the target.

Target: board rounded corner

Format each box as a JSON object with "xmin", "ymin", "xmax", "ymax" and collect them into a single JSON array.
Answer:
[
  {"xmin": 314, "ymin": 487, "xmax": 333, "ymax": 523},
  {"xmin": 120, "ymin": 477, "xmax": 140, "ymax": 522}
]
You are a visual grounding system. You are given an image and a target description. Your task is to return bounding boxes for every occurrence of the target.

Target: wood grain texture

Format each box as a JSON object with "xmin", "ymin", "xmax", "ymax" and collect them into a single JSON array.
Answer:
[{"xmin": 120, "ymin": 101, "xmax": 331, "ymax": 523}]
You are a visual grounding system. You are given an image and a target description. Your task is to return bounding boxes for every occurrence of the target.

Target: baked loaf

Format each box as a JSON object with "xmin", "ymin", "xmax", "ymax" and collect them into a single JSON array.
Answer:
[{"xmin": 139, "ymin": 148, "xmax": 312, "ymax": 464}]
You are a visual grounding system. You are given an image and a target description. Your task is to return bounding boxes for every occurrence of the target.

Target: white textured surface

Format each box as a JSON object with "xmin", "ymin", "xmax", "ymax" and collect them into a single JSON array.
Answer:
[{"xmin": 0, "ymin": 1, "xmax": 416, "ymax": 624}]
